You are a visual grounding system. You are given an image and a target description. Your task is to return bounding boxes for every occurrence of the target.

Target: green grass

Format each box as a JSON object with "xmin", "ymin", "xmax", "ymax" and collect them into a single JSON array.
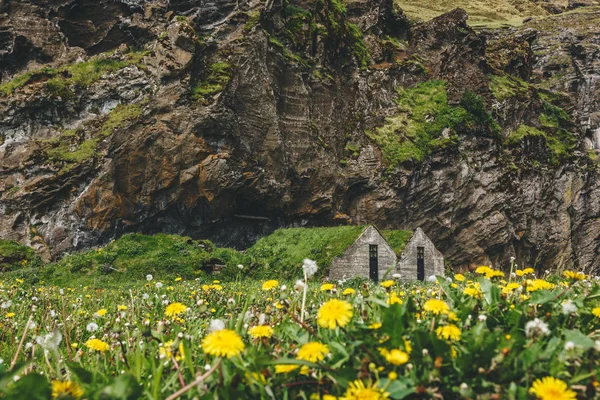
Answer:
[
  {"xmin": 489, "ymin": 74, "xmax": 531, "ymax": 102},
  {"xmin": 40, "ymin": 103, "xmax": 143, "ymax": 174},
  {"xmin": 4, "ymin": 226, "xmax": 412, "ymax": 285},
  {"xmin": 0, "ymin": 240, "xmax": 39, "ymax": 272},
  {"xmin": 505, "ymin": 124, "xmax": 575, "ymax": 164},
  {"xmin": 246, "ymin": 226, "xmax": 368, "ymax": 278},
  {"xmin": 0, "ymin": 50, "xmax": 149, "ymax": 96},
  {"xmin": 395, "ymin": 0, "xmax": 567, "ymax": 27},
  {"xmin": 191, "ymin": 62, "xmax": 232, "ymax": 100},
  {"xmin": 41, "ymin": 234, "xmax": 217, "ymax": 286},
  {"xmin": 367, "ymin": 80, "xmax": 497, "ymax": 170},
  {"xmin": 381, "ymin": 229, "xmax": 413, "ymax": 255}
]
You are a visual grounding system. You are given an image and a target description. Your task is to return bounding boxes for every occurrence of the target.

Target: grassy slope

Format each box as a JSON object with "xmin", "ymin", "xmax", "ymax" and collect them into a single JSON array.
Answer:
[
  {"xmin": 2, "ymin": 227, "xmax": 414, "ymax": 285},
  {"xmin": 246, "ymin": 226, "xmax": 368, "ymax": 278},
  {"xmin": 395, "ymin": 0, "xmax": 568, "ymax": 27},
  {"xmin": 246, "ymin": 226, "xmax": 414, "ymax": 278}
]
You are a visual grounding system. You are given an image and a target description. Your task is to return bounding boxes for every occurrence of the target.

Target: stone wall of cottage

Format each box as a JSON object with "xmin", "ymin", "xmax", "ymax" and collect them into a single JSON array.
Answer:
[
  {"xmin": 329, "ymin": 226, "xmax": 397, "ymax": 282},
  {"xmin": 397, "ymin": 228, "xmax": 444, "ymax": 280}
]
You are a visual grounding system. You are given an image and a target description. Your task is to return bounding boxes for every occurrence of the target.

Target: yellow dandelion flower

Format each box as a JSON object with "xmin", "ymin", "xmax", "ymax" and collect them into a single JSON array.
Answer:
[
  {"xmin": 454, "ymin": 273, "xmax": 465, "ymax": 282},
  {"xmin": 261, "ymin": 280, "xmax": 279, "ymax": 290},
  {"xmin": 52, "ymin": 380, "xmax": 84, "ymax": 399},
  {"xmin": 563, "ymin": 271, "xmax": 585, "ymax": 281},
  {"xmin": 529, "ymin": 376, "xmax": 576, "ymax": 400},
  {"xmin": 165, "ymin": 302, "xmax": 187, "ymax": 317},
  {"xmin": 5, "ymin": 312, "xmax": 15, "ymax": 318},
  {"xmin": 249, "ymin": 325, "xmax": 274, "ymax": 339},
  {"xmin": 117, "ymin": 305, "xmax": 128, "ymax": 311},
  {"xmin": 388, "ymin": 371, "xmax": 398, "ymax": 381},
  {"xmin": 380, "ymin": 348, "xmax": 409, "ymax": 365},
  {"xmin": 463, "ymin": 286, "xmax": 482, "ymax": 298},
  {"xmin": 344, "ymin": 380, "xmax": 389, "ymax": 400},
  {"xmin": 275, "ymin": 364, "xmax": 299, "ymax": 373},
  {"xmin": 175, "ymin": 277, "xmax": 182, "ymax": 282},
  {"xmin": 343, "ymin": 288, "xmax": 356, "ymax": 295},
  {"xmin": 380, "ymin": 280, "xmax": 395, "ymax": 288},
  {"xmin": 436, "ymin": 324, "xmax": 461, "ymax": 341},
  {"xmin": 85, "ymin": 338, "xmax": 110, "ymax": 352},
  {"xmin": 447, "ymin": 311, "xmax": 459, "ymax": 321},
  {"xmin": 159, "ymin": 340, "xmax": 185, "ymax": 361},
  {"xmin": 320, "ymin": 283, "xmax": 334, "ymax": 291},
  {"xmin": 423, "ymin": 299, "xmax": 450, "ymax": 315},
  {"xmin": 526, "ymin": 279, "xmax": 555, "ymax": 292},
  {"xmin": 592, "ymin": 307, "xmax": 600, "ymax": 318},
  {"xmin": 317, "ymin": 299, "xmax": 353, "ymax": 329},
  {"xmin": 501, "ymin": 282, "xmax": 521, "ymax": 294},
  {"xmin": 368, "ymin": 322, "xmax": 382, "ymax": 329},
  {"xmin": 296, "ymin": 342, "xmax": 329, "ymax": 363},
  {"xmin": 388, "ymin": 293, "xmax": 403, "ymax": 305},
  {"xmin": 96, "ymin": 309, "xmax": 107, "ymax": 317},
  {"xmin": 201, "ymin": 329, "xmax": 245, "ymax": 358}
]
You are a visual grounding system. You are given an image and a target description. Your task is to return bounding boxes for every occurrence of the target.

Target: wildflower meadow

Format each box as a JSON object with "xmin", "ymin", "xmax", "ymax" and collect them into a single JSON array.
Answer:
[{"xmin": 0, "ymin": 262, "xmax": 599, "ymax": 399}]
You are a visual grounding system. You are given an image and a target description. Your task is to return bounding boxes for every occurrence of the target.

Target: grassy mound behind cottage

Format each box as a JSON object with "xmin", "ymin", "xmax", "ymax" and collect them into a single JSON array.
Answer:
[{"xmin": 0, "ymin": 226, "xmax": 414, "ymax": 286}]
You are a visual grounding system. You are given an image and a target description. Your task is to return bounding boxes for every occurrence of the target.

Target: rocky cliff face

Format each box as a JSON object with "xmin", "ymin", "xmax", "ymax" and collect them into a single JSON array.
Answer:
[{"xmin": 1, "ymin": 0, "xmax": 599, "ymax": 273}]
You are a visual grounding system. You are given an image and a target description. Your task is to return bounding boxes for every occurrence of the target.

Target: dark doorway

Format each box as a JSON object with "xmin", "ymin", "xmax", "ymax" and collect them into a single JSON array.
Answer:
[
  {"xmin": 369, "ymin": 245, "xmax": 378, "ymax": 282},
  {"xmin": 417, "ymin": 246, "xmax": 425, "ymax": 281}
]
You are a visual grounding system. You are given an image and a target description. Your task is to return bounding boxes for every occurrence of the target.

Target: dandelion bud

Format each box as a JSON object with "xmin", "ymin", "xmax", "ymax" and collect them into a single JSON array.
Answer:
[
  {"xmin": 460, "ymin": 383, "xmax": 469, "ymax": 391},
  {"xmin": 422, "ymin": 348, "xmax": 429, "ymax": 356}
]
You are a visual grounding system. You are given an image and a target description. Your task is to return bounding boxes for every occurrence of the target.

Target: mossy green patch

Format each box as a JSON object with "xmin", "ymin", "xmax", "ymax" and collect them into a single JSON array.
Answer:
[
  {"xmin": 381, "ymin": 230, "xmax": 413, "ymax": 255},
  {"xmin": 0, "ymin": 50, "xmax": 149, "ymax": 96},
  {"xmin": 505, "ymin": 124, "xmax": 575, "ymax": 164},
  {"xmin": 0, "ymin": 240, "xmax": 39, "ymax": 272},
  {"xmin": 368, "ymin": 80, "xmax": 497, "ymax": 170},
  {"xmin": 41, "ymin": 103, "xmax": 143, "ymax": 174},
  {"xmin": 191, "ymin": 62, "xmax": 232, "ymax": 100},
  {"xmin": 100, "ymin": 103, "xmax": 143, "ymax": 138},
  {"xmin": 489, "ymin": 73, "xmax": 531, "ymax": 102}
]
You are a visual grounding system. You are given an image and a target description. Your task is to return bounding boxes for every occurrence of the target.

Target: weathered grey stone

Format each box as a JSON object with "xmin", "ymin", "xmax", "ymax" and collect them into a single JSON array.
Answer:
[
  {"xmin": 397, "ymin": 228, "xmax": 444, "ymax": 280},
  {"xmin": 329, "ymin": 225, "xmax": 397, "ymax": 282}
]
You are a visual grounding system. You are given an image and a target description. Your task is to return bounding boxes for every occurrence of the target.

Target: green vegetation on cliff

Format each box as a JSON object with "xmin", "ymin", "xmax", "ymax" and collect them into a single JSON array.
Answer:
[
  {"xmin": 191, "ymin": 62, "xmax": 232, "ymax": 100},
  {"xmin": 41, "ymin": 103, "xmax": 143, "ymax": 174},
  {"xmin": 0, "ymin": 50, "xmax": 148, "ymax": 96},
  {"xmin": 368, "ymin": 80, "xmax": 498, "ymax": 170},
  {"xmin": 396, "ymin": 0, "xmax": 559, "ymax": 27},
  {"xmin": 505, "ymin": 124, "xmax": 575, "ymax": 165}
]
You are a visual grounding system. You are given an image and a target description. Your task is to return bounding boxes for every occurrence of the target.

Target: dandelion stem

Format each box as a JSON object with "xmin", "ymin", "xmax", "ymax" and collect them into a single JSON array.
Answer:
[
  {"xmin": 289, "ymin": 312, "xmax": 319, "ymax": 338},
  {"xmin": 165, "ymin": 359, "xmax": 221, "ymax": 400},
  {"xmin": 300, "ymin": 272, "xmax": 308, "ymax": 323},
  {"xmin": 10, "ymin": 316, "xmax": 32, "ymax": 369}
]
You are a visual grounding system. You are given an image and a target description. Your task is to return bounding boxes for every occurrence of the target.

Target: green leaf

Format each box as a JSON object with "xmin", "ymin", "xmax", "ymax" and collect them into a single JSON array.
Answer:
[
  {"xmin": 67, "ymin": 362, "xmax": 93, "ymax": 384},
  {"xmin": 385, "ymin": 379, "xmax": 415, "ymax": 399},
  {"xmin": 1, "ymin": 373, "xmax": 51, "ymax": 400},
  {"xmin": 381, "ymin": 303, "xmax": 407, "ymax": 347},
  {"xmin": 98, "ymin": 374, "xmax": 142, "ymax": 400},
  {"xmin": 530, "ymin": 290, "xmax": 557, "ymax": 305},
  {"xmin": 479, "ymin": 278, "xmax": 500, "ymax": 307},
  {"xmin": 563, "ymin": 330, "xmax": 595, "ymax": 350},
  {"xmin": 329, "ymin": 341, "xmax": 350, "ymax": 369}
]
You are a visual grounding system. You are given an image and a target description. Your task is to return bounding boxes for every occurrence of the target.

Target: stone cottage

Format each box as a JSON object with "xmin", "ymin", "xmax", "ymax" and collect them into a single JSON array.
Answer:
[
  {"xmin": 329, "ymin": 225, "xmax": 398, "ymax": 283},
  {"xmin": 396, "ymin": 227, "xmax": 445, "ymax": 281}
]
